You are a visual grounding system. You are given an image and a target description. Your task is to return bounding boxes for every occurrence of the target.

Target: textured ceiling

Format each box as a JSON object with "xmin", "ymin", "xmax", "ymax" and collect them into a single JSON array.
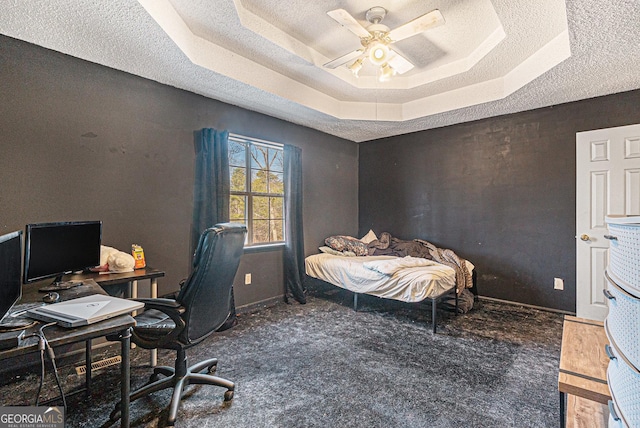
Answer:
[{"xmin": 2, "ymin": 0, "xmax": 639, "ymax": 142}]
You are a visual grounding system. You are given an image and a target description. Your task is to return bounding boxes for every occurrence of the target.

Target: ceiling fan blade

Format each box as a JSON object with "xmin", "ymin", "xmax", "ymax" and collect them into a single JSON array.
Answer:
[
  {"xmin": 327, "ymin": 9, "xmax": 371, "ymax": 39},
  {"xmin": 387, "ymin": 9, "xmax": 444, "ymax": 42},
  {"xmin": 387, "ymin": 49, "xmax": 415, "ymax": 74},
  {"xmin": 323, "ymin": 49, "xmax": 364, "ymax": 69}
]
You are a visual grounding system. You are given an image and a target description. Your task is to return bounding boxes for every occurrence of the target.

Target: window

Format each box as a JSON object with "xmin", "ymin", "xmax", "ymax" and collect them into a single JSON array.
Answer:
[{"xmin": 228, "ymin": 134, "xmax": 284, "ymax": 246}]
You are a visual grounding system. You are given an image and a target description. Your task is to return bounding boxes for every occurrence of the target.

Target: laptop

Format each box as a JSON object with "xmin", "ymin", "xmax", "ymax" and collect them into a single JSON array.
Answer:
[{"xmin": 26, "ymin": 294, "xmax": 144, "ymax": 328}]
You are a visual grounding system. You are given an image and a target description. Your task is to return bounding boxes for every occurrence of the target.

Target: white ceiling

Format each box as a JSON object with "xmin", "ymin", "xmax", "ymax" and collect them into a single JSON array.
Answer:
[{"xmin": 2, "ymin": 0, "xmax": 639, "ymax": 142}]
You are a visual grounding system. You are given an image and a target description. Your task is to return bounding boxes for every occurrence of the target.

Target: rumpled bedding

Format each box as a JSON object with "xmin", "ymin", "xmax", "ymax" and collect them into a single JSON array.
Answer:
[
  {"xmin": 305, "ymin": 253, "xmax": 456, "ymax": 302},
  {"xmin": 415, "ymin": 239, "xmax": 473, "ymax": 295},
  {"xmin": 441, "ymin": 289, "xmax": 475, "ymax": 314},
  {"xmin": 363, "ymin": 256, "xmax": 439, "ymax": 276},
  {"xmin": 368, "ymin": 232, "xmax": 472, "ymax": 295},
  {"xmin": 367, "ymin": 232, "xmax": 433, "ymax": 259}
]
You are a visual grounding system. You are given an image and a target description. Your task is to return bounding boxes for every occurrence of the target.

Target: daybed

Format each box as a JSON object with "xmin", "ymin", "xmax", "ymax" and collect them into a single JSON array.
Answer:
[{"xmin": 305, "ymin": 231, "xmax": 476, "ymax": 333}]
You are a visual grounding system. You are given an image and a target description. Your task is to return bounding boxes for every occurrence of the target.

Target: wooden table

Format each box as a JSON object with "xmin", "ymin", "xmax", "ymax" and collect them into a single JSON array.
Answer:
[
  {"xmin": 565, "ymin": 395, "xmax": 609, "ymax": 428},
  {"xmin": 69, "ymin": 266, "xmax": 164, "ymax": 300},
  {"xmin": 558, "ymin": 316, "xmax": 611, "ymax": 428}
]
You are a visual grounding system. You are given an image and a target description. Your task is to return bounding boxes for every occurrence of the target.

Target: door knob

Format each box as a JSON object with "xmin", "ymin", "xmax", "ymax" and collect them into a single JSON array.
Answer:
[{"xmin": 580, "ymin": 234, "xmax": 590, "ymax": 241}]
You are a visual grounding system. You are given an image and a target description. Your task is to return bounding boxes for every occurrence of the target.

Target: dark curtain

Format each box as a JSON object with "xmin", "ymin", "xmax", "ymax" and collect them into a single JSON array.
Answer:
[
  {"xmin": 283, "ymin": 144, "xmax": 306, "ymax": 304},
  {"xmin": 192, "ymin": 128, "xmax": 238, "ymax": 329},
  {"xmin": 192, "ymin": 128, "xmax": 230, "ymax": 248}
]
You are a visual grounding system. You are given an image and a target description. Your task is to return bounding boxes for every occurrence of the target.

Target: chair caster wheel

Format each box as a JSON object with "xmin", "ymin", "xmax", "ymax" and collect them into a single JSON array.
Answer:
[
  {"xmin": 208, "ymin": 363, "xmax": 217, "ymax": 374},
  {"xmin": 224, "ymin": 390, "xmax": 234, "ymax": 401}
]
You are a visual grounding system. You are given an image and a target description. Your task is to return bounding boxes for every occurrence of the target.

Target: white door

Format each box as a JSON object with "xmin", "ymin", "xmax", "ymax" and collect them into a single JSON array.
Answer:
[{"xmin": 576, "ymin": 124, "xmax": 640, "ymax": 320}]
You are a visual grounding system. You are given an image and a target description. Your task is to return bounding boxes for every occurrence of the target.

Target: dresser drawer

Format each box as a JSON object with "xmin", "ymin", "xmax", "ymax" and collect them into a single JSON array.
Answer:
[
  {"xmin": 606, "ymin": 216, "xmax": 640, "ymax": 294},
  {"xmin": 604, "ymin": 271, "xmax": 640, "ymax": 370},
  {"xmin": 608, "ymin": 399, "xmax": 627, "ymax": 428},
  {"xmin": 606, "ymin": 341, "xmax": 640, "ymax": 427}
]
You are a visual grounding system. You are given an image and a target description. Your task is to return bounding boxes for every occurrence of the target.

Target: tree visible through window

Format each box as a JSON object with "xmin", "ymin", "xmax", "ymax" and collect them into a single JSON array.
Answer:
[{"xmin": 229, "ymin": 135, "xmax": 284, "ymax": 246}]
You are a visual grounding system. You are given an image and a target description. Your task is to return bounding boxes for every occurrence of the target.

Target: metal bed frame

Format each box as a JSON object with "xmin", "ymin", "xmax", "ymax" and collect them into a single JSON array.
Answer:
[{"xmin": 330, "ymin": 269, "xmax": 478, "ymax": 334}]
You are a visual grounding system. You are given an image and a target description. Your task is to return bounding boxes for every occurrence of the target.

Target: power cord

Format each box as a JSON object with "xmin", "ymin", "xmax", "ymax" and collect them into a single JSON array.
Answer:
[{"xmin": 29, "ymin": 322, "xmax": 67, "ymax": 413}]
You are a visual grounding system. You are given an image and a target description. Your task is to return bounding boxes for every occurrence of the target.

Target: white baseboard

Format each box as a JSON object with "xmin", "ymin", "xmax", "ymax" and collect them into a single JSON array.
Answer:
[
  {"xmin": 237, "ymin": 295, "xmax": 284, "ymax": 314},
  {"xmin": 478, "ymin": 295, "xmax": 575, "ymax": 315}
]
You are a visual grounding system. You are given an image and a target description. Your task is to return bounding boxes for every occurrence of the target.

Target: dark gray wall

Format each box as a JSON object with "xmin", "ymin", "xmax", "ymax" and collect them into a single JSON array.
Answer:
[
  {"xmin": 0, "ymin": 35, "xmax": 358, "ymax": 306},
  {"xmin": 359, "ymin": 89, "xmax": 640, "ymax": 312}
]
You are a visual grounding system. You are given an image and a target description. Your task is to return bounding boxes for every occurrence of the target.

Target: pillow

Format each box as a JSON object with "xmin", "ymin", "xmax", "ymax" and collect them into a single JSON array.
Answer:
[
  {"xmin": 360, "ymin": 229, "xmax": 378, "ymax": 244},
  {"xmin": 319, "ymin": 246, "xmax": 356, "ymax": 257},
  {"xmin": 325, "ymin": 235, "xmax": 369, "ymax": 256}
]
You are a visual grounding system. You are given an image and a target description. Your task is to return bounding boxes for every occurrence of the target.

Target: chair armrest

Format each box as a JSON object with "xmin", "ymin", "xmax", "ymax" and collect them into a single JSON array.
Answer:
[
  {"xmin": 132, "ymin": 298, "xmax": 187, "ymax": 349},
  {"xmin": 134, "ymin": 298, "xmax": 184, "ymax": 311}
]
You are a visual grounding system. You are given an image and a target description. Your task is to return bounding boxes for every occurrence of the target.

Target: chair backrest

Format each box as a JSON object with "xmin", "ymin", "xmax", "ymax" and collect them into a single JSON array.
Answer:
[{"xmin": 176, "ymin": 222, "xmax": 246, "ymax": 345}]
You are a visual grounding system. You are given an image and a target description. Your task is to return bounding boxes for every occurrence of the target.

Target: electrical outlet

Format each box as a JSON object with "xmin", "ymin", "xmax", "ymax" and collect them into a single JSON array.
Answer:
[
  {"xmin": 245, "ymin": 273, "xmax": 252, "ymax": 285},
  {"xmin": 554, "ymin": 277, "xmax": 564, "ymax": 290}
]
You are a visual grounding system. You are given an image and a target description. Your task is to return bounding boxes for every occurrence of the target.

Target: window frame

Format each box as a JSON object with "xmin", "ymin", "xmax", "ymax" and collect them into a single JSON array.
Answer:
[{"xmin": 228, "ymin": 133, "xmax": 285, "ymax": 248}]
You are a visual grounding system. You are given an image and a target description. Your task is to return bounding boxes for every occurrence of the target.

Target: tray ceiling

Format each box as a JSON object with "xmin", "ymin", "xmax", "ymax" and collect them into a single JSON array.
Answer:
[{"xmin": 2, "ymin": 0, "xmax": 639, "ymax": 142}]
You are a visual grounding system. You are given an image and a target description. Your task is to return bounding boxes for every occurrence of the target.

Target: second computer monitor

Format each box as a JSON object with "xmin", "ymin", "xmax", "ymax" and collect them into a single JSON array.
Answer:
[
  {"xmin": 23, "ymin": 221, "xmax": 102, "ymax": 287},
  {"xmin": 0, "ymin": 230, "xmax": 23, "ymax": 322}
]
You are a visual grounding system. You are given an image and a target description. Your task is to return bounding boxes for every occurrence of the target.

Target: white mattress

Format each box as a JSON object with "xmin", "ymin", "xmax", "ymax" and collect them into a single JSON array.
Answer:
[{"xmin": 305, "ymin": 253, "xmax": 472, "ymax": 303}]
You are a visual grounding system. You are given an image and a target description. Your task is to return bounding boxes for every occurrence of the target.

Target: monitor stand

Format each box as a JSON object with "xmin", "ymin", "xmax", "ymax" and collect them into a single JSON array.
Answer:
[{"xmin": 38, "ymin": 276, "xmax": 84, "ymax": 292}]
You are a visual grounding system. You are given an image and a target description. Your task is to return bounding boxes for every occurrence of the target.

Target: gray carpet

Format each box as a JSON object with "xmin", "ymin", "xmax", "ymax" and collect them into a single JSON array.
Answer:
[{"xmin": 0, "ymin": 285, "xmax": 564, "ymax": 427}]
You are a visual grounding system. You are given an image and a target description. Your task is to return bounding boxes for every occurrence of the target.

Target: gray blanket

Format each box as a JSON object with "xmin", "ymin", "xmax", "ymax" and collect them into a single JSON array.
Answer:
[
  {"xmin": 369, "ymin": 232, "xmax": 472, "ymax": 295},
  {"xmin": 368, "ymin": 232, "xmax": 433, "ymax": 259}
]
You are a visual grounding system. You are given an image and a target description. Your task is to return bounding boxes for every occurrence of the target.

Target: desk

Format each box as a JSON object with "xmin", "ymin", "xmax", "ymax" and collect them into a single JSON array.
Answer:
[
  {"xmin": 0, "ymin": 280, "xmax": 133, "ymax": 427},
  {"xmin": 70, "ymin": 267, "xmax": 164, "ymax": 300},
  {"xmin": 558, "ymin": 316, "xmax": 611, "ymax": 428},
  {"xmin": 70, "ymin": 267, "xmax": 165, "ymax": 366}
]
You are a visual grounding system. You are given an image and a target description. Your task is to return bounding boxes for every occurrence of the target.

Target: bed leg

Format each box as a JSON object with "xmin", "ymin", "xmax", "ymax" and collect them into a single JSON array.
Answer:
[
  {"xmin": 353, "ymin": 293, "xmax": 358, "ymax": 311},
  {"xmin": 471, "ymin": 269, "xmax": 479, "ymax": 302},
  {"xmin": 455, "ymin": 290, "xmax": 459, "ymax": 316},
  {"xmin": 432, "ymin": 298, "xmax": 437, "ymax": 334}
]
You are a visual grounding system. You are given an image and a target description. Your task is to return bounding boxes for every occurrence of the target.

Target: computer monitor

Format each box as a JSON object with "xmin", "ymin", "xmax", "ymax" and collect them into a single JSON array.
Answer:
[
  {"xmin": 0, "ymin": 230, "xmax": 23, "ymax": 322},
  {"xmin": 23, "ymin": 221, "xmax": 102, "ymax": 288}
]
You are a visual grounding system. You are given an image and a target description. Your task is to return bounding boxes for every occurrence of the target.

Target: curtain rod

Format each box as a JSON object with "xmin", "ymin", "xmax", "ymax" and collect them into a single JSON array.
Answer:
[{"xmin": 229, "ymin": 133, "xmax": 284, "ymax": 148}]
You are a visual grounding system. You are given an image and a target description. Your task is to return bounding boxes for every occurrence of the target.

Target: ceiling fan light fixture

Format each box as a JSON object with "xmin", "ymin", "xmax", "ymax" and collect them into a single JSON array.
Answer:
[
  {"xmin": 325, "ymin": 7, "xmax": 445, "ymax": 82},
  {"xmin": 379, "ymin": 63, "xmax": 396, "ymax": 82},
  {"xmin": 348, "ymin": 58, "xmax": 364, "ymax": 77},
  {"xmin": 368, "ymin": 42, "xmax": 389, "ymax": 66}
]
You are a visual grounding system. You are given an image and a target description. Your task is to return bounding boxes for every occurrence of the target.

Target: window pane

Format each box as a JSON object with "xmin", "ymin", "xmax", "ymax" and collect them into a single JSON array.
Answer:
[
  {"xmin": 251, "ymin": 145, "xmax": 269, "ymax": 170},
  {"xmin": 230, "ymin": 166, "xmax": 246, "ymax": 192},
  {"xmin": 270, "ymin": 220, "xmax": 284, "ymax": 241},
  {"xmin": 253, "ymin": 196, "xmax": 269, "ymax": 219},
  {"xmin": 271, "ymin": 149, "xmax": 283, "ymax": 172},
  {"xmin": 270, "ymin": 197, "xmax": 283, "ymax": 219},
  {"xmin": 229, "ymin": 195, "xmax": 246, "ymax": 221},
  {"xmin": 269, "ymin": 172, "xmax": 284, "ymax": 194},
  {"xmin": 253, "ymin": 220, "xmax": 269, "ymax": 243},
  {"xmin": 251, "ymin": 169, "xmax": 268, "ymax": 193},
  {"xmin": 229, "ymin": 137, "xmax": 286, "ymax": 246},
  {"xmin": 229, "ymin": 140, "xmax": 246, "ymax": 167}
]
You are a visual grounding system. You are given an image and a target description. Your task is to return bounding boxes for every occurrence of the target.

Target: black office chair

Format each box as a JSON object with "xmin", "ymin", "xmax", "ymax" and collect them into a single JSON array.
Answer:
[{"xmin": 111, "ymin": 222, "xmax": 246, "ymax": 426}]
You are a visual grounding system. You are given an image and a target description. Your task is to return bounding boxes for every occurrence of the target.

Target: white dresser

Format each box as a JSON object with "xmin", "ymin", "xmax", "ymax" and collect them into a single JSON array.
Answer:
[{"xmin": 603, "ymin": 215, "xmax": 640, "ymax": 428}]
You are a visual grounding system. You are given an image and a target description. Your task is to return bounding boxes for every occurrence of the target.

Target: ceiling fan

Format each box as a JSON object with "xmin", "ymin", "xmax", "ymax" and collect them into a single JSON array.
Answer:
[{"xmin": 323, "ymin": 6, "xmax": 445, "ymax": 81}]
